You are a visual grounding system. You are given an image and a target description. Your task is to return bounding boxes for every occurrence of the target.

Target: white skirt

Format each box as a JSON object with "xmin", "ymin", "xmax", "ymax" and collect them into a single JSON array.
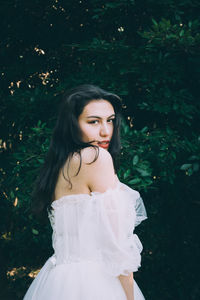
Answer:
[{"xmin": 23, "ymin": 257, "xmax": 145, "ymax": 300}]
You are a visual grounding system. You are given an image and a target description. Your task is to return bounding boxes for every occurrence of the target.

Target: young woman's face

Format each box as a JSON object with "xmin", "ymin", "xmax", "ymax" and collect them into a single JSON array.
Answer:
[{"xmin": 78, "ymin": 99, "xmax": 115, "ymax": 150}]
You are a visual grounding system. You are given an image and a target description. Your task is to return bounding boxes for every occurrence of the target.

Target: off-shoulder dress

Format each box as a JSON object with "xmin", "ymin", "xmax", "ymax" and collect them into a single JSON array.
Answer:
[{"xmin": 23, "ymin": 181, "xmax": 147, "ymax": 300}]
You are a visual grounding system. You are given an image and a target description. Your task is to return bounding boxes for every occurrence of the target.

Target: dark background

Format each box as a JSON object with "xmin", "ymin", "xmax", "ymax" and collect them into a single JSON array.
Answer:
[{"xmin": 0, "ymin": 0, "xmax": 200, "ymax": 299}]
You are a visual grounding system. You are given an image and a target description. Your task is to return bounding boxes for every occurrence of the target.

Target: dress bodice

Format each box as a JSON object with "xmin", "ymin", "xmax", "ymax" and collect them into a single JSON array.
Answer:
[{"xmin": 48, "ymin": 182, "xmax": 147, "ymax": 277}]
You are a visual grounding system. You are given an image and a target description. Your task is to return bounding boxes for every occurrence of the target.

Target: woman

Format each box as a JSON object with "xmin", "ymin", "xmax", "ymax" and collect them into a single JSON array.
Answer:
[{"xmin": 23, "ymin": 84, "xmax": 147, "ymax": 300}]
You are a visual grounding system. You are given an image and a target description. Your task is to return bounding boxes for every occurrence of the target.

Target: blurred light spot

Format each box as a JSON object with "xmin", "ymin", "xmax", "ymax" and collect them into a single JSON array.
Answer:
[
  {"xmin": 38, "ymin": 71, "xmax": 50, "ymax": 85},
  {"xmin": 19, "ymin": 131, "xmax": 23, "ymax": 140},
  {"xmin": 118, "ymin": 27, "xmax": 124, "ymax": 32},
  {"xmin": 28, "ymin": 269, "xmax": 40, "ymax": 278},
  {"xmin": 2, "ymin": 232, "xmax": 11, "ymax": 240},
  {"xmin": 7, "ymin": 266, "xmax": 40, "ymax": 281},
  {"xmin": 34, "ymin": 46, "xmax": 45, "ymax": 55},
  {"xmin": 3, "ymin": 141, "xmax": 7, "ymax": 149},
  {"xmin": 16, "ymin": 80, "xmax": 21, "ymax": 88},
  {"xmin": 13, "ymin": 197, "xmax": 18, "ymax": 207}
]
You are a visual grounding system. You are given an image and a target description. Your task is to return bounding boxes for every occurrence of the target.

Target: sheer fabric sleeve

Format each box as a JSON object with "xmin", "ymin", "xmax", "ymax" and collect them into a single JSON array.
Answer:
[{"xmin": 91, "ymin": 185, "xmax": 147, "ymax": 277}]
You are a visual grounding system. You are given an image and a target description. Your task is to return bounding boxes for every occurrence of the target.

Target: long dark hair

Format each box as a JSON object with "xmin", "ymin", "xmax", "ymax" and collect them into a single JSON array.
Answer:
[{"xmin": 31, "ymin": 84, "xmax": 122, "ymax": 217}]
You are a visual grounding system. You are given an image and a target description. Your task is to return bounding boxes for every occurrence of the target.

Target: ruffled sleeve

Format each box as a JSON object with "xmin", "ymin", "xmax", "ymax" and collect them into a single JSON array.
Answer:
[
  {"xmin": 119, "ymin": 182, "xmax": 147, "ymax": 227},
  {"xmin": 91, "ymin": 183, "xmax": 147, "ymax": 277}
]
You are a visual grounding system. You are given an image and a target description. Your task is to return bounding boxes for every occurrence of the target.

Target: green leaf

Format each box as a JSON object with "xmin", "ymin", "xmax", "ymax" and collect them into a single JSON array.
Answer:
[
  {"xmin": 188, "ymin": 155, "xmax": 199, "ymax": 161},
  {"xmin": 141, "ymin": 126, "xmax": 148, "ymax": 133},
  {"xmin": 180, "ymin": 164, "xmax": 192, "ymax": 170},
  {"xmin": 10, "ymin": 191, "xmax": 15, "ymax": 199},
  {"xmin": 136, "ymin": 168, "xmax": 151, "ymax": 177},
  {"xmin": 132, "ymin": 155, "xmax": 139, "ymax": 165},
  {"xmin": 37, "ymin": 158, "xmax": 44, "ymax": 163},
  {"xmin": 187, "ymin": 168, "xmax": 193, "ymax": 176},
  {"xmin": 32, "ymin": 229, "xmax": 39, "ymax": 235},
  {"xmin": 128, "ymin": 178, "xmax": 141, "ymax": 185},
  {"xmin": 123, "ymin": 169, "xmax": 131, "ymax": 179},
  {"xmin": 152, "ymin": 18, "xmax": 158, "ymax": 26},
  {"xmin": 171, "ymin": 152, "xmax": 176, "ymax": 159}
]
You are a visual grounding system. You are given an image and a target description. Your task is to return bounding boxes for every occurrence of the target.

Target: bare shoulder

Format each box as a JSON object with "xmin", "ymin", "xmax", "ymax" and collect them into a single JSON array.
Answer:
[
  {"xmin": 79, "ymin": 146, "xmax": 99, "ymax": 164},
  {"xmin": 81, "ymin": 146, "xmax": 113, "ymax": 168},
  {"xmin": 63, "ymin": 147, "xmax": 110, "ymax": 176},
  {"xmin": 80, "ymin": 147, "xmax": 116, "ymax": 192}
]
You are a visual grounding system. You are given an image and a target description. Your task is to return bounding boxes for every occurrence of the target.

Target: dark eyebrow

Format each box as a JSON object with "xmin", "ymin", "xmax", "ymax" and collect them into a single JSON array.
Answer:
[{"xmin": 86, "ymin": 114, "xmax": 115, "ymax": 119}]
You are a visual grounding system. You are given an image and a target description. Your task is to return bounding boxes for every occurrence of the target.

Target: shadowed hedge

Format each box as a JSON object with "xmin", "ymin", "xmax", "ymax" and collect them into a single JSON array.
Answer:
[{"xmin": 0, "ymin": 1, "xmax": 200, "ymax": 299}]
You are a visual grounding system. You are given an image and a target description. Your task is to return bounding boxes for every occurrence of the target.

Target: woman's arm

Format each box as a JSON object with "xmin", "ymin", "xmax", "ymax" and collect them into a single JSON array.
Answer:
[
  {"xmin": 83, "ymin": 147, "xmax": 134, "ymax": 300},
  {"xmin": 118, "ymin": 273, "xmax": 134, "ymax": 300}
]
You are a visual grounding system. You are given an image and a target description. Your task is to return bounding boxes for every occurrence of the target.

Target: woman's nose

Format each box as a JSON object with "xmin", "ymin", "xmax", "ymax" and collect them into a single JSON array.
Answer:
[{"xmin": 100, "ymin": 123, "xmax": 109, "ymax": 136}]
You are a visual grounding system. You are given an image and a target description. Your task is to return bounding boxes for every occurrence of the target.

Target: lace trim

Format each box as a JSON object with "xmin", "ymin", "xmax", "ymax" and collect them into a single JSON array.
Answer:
[
  {"xmin": 48, "ymin": 185, "xmax": 147, "ymax": 228},
  {"xmin": 51, "ymin": 182, "xmax": 121, "ymax": 208}
]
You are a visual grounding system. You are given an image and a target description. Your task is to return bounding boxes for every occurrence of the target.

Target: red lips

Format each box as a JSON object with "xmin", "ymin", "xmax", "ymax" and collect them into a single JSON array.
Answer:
[{"xmin": 97, "ymin": 140, "xmax": 110, "ymax": 149}]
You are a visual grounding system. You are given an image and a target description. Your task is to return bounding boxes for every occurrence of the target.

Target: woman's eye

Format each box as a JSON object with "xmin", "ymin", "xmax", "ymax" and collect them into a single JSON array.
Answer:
[
  {"xmin": 88, "ymin": 118, "xmax": 115, "ymax": 124},
  {"xmin": 88, "ymin": 120, "xmax": 99, "ymax": 124},
  {"xmin": 108, "ymin": 118, "xmax": 115, "ymax": 123}
]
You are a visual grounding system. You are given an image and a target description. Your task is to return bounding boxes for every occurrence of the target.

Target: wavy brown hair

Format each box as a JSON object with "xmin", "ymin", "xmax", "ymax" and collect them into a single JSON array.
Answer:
[{"xmin": 31, "ymin": 84, "xmax": 122, "ymax": 218}]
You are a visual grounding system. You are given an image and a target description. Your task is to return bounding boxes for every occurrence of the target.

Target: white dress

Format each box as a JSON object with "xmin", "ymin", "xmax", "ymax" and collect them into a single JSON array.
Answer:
[{"xmin": 23, "ymin": 182, "xmax": 147, "ymax": 300}]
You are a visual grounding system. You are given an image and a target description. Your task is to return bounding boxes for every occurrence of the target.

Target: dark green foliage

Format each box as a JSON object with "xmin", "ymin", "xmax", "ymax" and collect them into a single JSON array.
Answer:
[{"xmin": 0, "ymin": 1, "xmax": 200, "ymax": 299}]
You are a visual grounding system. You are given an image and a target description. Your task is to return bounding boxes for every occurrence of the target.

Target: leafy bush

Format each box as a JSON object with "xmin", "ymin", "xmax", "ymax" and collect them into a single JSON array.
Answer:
[{"xmin": 1, "ymin": 1, "xmax": 200, "ymax": 299}]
